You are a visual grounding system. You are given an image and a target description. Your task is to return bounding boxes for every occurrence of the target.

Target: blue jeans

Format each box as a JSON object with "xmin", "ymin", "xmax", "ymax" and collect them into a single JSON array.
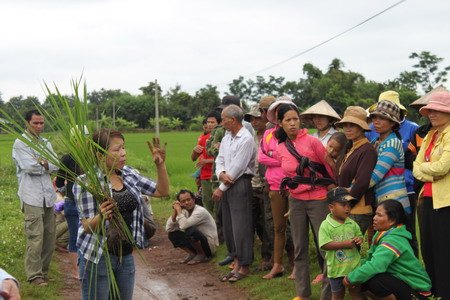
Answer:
[
  {"xmin": 64, "ymin": 198, "xmax": 79, "ymax": 253},
  {"xmin": 79, "ymin": 252, "xmax": 135, "ymax": 300}
]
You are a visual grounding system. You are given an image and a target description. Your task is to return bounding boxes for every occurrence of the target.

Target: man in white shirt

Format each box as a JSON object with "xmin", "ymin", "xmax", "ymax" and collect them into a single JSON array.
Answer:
[
  {"xmin": 166, "ymin": 190, "xmax": 218, "ymax": 265},
  {"xmin": 12, "ymin": 110, "xmax": 58, "ymax": 286},
  {"xmin": 213, "ymin": 105, "xmax": 257, "ymax": 282}
]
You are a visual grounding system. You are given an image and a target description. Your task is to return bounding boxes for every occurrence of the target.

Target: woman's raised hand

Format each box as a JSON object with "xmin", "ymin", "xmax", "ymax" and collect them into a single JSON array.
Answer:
[{"xmin": 147, "ymin": 137, "xmax": 167, "ymax": 165}]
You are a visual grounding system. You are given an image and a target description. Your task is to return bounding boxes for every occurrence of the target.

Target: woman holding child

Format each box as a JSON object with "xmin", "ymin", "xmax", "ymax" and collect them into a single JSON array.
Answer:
[
  {"xmin": 73, "ymin": 129, "xmax": 169, "ymax": 300},
  {"xmin": 274, "ymin": 103, "xmax": 334, "ymax": 300},
  {"xmin": 334, "ymin": 106, "xmax": 378, "ymax": 235}
]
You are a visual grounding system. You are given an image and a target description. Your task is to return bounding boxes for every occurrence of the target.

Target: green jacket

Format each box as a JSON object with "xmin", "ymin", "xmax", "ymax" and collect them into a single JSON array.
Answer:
[{"xmin": 347, "ymin": 225, "xmax": 431, "ymax": 296}]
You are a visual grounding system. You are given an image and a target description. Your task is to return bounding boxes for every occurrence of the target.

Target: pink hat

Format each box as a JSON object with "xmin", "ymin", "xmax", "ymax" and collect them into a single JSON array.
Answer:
[{"xmin": 419, "ymin": 92, "xmax": 450, "ymax": 116}]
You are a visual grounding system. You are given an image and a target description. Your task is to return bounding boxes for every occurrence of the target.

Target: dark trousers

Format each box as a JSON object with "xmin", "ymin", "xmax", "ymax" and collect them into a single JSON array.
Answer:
[
  {"xmin": 362, "ymin": 273, "xmax": 413, "ymax": 299},
  {"xmin": 252, "ymin": 188, "xmax": 272, "ymax": 262},
  {"xmin": 222, "ymin": 176, "xmax": 254, "ymax": 266},
  {"xmin": 168, "ymin": 227, "xmax": 212, "ymax": 257},
  {"xmin": 421, "ymin": 197, "xmax": 450, "ymax": 299}
]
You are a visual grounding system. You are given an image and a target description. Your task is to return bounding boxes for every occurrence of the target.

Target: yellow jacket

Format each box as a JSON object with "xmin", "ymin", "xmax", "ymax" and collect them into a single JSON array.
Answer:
[{"xmin": 413, "ymin": 125, "xmax": 450, "ymax": 209}]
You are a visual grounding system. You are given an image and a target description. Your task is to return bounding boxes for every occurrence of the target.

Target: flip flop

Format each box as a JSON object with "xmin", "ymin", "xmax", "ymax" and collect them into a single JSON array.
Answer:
[
  {"xmin": 29, "ymin": 277, "xmax": 48, "ymax": 286},
  {"xmin": 220, "ymin": 272, "xmax": 235, "ymax": 282},
  {"xmin": 179, "ymin": 254, "xmax": 195, "ymax": 264},
  {"xmin": 228, "ymin": 272, "xmax": 247, "ymax": 283},
  {"xmin": 187, "ymin": 256, "xmax": 211, "ymax": 265}
]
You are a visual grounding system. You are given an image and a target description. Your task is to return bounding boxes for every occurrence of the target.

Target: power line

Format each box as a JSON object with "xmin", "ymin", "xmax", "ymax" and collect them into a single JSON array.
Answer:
[{"xmin": 245, "ymin": 0, "xmax": 407, "ymax": 77}]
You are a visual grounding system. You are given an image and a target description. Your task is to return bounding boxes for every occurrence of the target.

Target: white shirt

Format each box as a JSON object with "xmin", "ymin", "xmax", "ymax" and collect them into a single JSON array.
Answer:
[
  {"xmin": 12, "ymin": 133, "xmax": 58, "ymax": 208},
  {"xmin": 166, "ymin": 205, "xmax": 219, "ymax": 254},
  {"xmin": 312, "ymin": 127, "xmax": 338, "ymax": 147},
  {"xmin": 215, "ymin": 126, "xmax": 256, "ymax": 191}
]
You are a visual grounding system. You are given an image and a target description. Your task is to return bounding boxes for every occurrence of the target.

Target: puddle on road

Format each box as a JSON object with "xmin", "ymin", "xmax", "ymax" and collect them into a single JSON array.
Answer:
[{"xmin": 134, "ymin": 268, "xmax": 179, "ymax": 300}]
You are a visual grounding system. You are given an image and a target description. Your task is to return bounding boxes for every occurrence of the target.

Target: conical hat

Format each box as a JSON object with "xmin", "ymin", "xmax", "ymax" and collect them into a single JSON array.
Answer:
[
  {"xmin": 300, "ymin": 100, "xmax": 341, "ymax": 121},
  {"xmin": 410, "ymin": 85, "xmax": 449, "ymax": 110}
]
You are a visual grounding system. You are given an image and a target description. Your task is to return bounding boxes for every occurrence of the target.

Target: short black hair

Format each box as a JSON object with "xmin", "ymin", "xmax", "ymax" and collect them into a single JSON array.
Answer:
[
  {"xmin": 378, "ymin": 200, "xmax": 406, "ymax": 226},
  {"xmin": 176, "ymin": 189, "xmax": 195, "ymax": 201},
  {"xmin": 206, "ymin": 110, "xmax": 222, "ymax": 124},
  {"xmin": 25, "ymin": 110, "xmax": 41, "ymax": 122},
  {"xmin": 202, "ymin": 118, "xmax": 208, "ymax": 125}
]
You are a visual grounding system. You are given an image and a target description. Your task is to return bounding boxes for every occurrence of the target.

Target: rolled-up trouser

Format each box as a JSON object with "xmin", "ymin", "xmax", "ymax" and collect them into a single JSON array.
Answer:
[
  {"xmin": 221, "ymin": 176, "xmax": 254, "ymax": 266},
  {"xmin": 269, "ymin": 190, "xmax": 289, "ymax": 264},
  {"xmin": 289, "ymin": 197, "xmax": 331, "ymax": 300},
  {"xmin": 168, "ymin": 227, "xmax": 212, "ymax": 257}
]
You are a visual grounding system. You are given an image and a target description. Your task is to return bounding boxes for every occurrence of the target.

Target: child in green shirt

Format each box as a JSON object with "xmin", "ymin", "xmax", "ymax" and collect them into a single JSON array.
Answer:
[{"xmin": 319, "ymin": 187, "xmax": 365, "ymax": 300}]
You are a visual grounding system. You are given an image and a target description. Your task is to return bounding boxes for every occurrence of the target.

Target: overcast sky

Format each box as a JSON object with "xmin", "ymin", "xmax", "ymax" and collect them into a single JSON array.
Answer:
[{"xmin": 1, "ymin": 0, "xmax": 449, "ymax": 101}]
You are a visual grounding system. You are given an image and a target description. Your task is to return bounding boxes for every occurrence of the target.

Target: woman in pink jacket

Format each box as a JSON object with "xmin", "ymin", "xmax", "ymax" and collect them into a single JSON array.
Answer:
[
  {"xmin": 258, "ymin": 98, "xmax": 295, "ymax": 279},
  {"xmin": 275, "ymin": 103, "xmax": 334, "ymax": 300}
]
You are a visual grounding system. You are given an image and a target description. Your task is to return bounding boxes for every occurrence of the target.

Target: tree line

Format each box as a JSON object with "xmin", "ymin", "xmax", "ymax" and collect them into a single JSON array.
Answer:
[{"xmin": 1, "ymin": 51, "xmax": 449, "ymax": 130}]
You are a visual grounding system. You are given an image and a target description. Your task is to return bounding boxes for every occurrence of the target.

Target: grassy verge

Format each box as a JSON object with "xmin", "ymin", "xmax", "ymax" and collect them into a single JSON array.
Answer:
[{"xmin": 0, "ymin": 131, "xmax": 358, "ymax": 299}]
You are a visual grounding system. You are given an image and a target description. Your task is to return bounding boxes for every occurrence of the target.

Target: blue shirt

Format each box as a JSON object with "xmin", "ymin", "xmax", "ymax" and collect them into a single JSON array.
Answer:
[{"xmin": 366, "ymin": 119, "xmax": 418, "ymax": 193}]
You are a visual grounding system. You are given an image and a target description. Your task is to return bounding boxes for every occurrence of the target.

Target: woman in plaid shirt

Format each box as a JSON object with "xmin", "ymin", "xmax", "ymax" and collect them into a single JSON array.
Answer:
[{"xmin": 73, "ymin": 129, "xmax": 169, "ymax": 300}]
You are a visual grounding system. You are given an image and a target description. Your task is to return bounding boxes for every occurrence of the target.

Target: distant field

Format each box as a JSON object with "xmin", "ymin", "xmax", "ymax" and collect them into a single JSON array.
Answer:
[{"xmin": 0, "ymin": 131, "xmax": 201, "ymax": 193}]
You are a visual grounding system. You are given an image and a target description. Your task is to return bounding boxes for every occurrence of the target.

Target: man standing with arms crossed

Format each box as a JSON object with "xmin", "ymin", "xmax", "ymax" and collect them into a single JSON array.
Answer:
[
  {"xmin": 213, "ymin": 105, "xmax": 257, "ymax": 282},
  {"xmin": 12, "ymin": 110, "xmax": 58, "ymax": 286}
]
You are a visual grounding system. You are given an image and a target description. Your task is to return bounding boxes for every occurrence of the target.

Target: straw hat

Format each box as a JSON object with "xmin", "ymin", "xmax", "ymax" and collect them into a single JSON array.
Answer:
[
  {"xmin": 266, "ymin": 96, "xmax": 296, "ymax": 124},
  {"xmin": 410, "ymin": 85, "xmax": 449, "ymax": 110},
  {"xmin": 369, "ymin": 91, "xmax": 407, "ymax": 116},
  {"xmin": 300, "ymin": 100, "xmax": 341, "ymax": 122},
  {"xmin": 258, "ymin": 95, "xmax": 276, "ymax": 110},
  {"xmin": 335, "ymin": 106, "xmax": 371, "ymax": 131},
  {"xmin": 419, "ymin": 92, "xmax": 450, "ymax": 116},
  {"xmin": 369, "ymin": 100, "xmax": 401, "ymax": 125},
  {"xmin": 244, "ymin": 105, "xmax": 262, "ymax": 122}
]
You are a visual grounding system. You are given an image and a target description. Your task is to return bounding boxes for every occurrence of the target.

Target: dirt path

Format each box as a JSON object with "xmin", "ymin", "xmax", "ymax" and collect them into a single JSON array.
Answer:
[{"xmin": 56, "ymin": 224, "xmax": 249, "ymax": 300}]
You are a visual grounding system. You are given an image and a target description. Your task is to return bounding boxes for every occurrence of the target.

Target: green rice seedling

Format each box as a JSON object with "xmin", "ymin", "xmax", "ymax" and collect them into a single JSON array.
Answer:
[{"xmin": 0, "ymin": 78, "xmax": 150, "ymax": 299}]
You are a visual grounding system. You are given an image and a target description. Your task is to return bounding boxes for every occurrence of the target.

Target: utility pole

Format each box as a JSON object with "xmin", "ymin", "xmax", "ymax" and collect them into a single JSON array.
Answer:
[
  {"xmin": 112, "ymin": 101, "xmax": 116, "ymax": 129},
  {"xmin": 154, "ymin": 79, "xmax": 160, "ymax": 137},
  {"xmin": 96, "ymin": 107, "xmax": 99, "ymax": 130}
]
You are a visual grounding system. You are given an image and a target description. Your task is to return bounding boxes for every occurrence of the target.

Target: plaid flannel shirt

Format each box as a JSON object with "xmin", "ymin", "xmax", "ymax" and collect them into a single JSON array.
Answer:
[{"xmin": 73, "ymin": 165, "xmax": 157, "ymax": 263}]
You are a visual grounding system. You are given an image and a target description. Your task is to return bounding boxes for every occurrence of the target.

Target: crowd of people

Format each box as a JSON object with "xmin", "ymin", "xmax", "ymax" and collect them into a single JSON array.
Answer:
[
  {"xmin": 185, "ymin": 90, "xmax": 450, "ymax": 300},
  {"xmin": 7, "ymin": 88, "xmax": 450, "ymax": 300}
]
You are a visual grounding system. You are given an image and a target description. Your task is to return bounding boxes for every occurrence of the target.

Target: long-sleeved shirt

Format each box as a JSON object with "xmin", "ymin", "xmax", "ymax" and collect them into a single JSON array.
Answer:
[
  {"xmin": 215, "ymin": 127, "xmax": 256, "ymax": 192},
  {"xmin": 413, "ymin": 125, "xmax": 450, "ymax": 209},
  {"xmin": 73, "ymin": 166, "xmax": 156, "ymax": 263},
  {"xmin": 335, "ymin": 138, "xmax": 377, "ymax": 214},
  {"xmin": 166, "ymin": 205, "xmax": 219, "ymax": 254},
  {"xmin": 12, "ymin": 133, "xmax": 58, "ymax": 208},
  {"xmin": 366, "ymin": 119, "xmax": 419, "ymax": 193},
  {"xmin": 277, "ymin": 129, "xmax": 334, "ymax": 200},
  {"xmin": 370, "ymin": 133, "xmax": 410, "ymax": 213},
  {"xmin": 258, "ymin": 126, "xmax": 285, "ymax": 190},
  {"xmin": 0, "ymin": 268, "xmax": 19, "ymax": 300}
]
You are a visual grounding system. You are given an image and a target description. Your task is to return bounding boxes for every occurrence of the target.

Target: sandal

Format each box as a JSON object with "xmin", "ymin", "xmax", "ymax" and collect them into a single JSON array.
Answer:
[
  {"xmin": 30, "ymin": 277, "xmax": 48, "ymax": 286},
  {"xmin": 220, "ymin": 272, "xmax": 235, "ymax": 282},
  {"xmin": 179, "ymin": 254, "xmax": 195, "ymax": 264},
  {"xmin": 228, "ymin": 272, "xmax": 247, "ymax": 283}
]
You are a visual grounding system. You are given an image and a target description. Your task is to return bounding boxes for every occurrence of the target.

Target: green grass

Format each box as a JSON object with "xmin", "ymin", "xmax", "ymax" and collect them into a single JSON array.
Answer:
[{"xmin": 0, "ymin": 130, "xmax": 340, "ymax": 299}]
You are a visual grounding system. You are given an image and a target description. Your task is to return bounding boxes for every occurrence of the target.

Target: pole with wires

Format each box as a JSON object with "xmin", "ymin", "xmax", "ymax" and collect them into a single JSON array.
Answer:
[{"xmin": 154, "ymin": 79, "xmax": 160, "ymax": 138}]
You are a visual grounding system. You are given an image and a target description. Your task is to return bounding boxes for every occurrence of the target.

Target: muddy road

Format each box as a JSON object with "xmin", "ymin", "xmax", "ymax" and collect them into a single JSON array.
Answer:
[{"xmin": 57, "ymin": 225, "xmax": 248, "ymax": 300}]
